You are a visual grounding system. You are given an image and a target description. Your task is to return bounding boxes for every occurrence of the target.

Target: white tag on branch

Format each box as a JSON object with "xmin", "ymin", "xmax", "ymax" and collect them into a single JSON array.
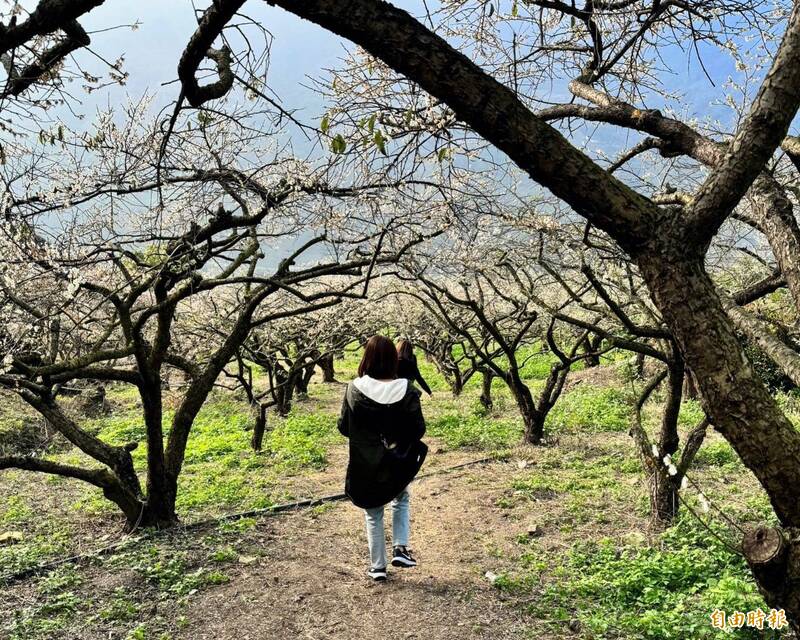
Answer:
[{"xmin": 65, "ymin": 268, "xmax": 84, "ymax": 299}]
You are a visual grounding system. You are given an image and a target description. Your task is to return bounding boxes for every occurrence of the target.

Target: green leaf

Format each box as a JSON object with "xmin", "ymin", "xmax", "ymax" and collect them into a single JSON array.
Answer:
[
  {"xmin": 373, "ymin": 131, "xmax": 387, "ymax": 155},
  {"xmin": 331, "ymin": 134, "xmax": 347, "ymax": 155}
]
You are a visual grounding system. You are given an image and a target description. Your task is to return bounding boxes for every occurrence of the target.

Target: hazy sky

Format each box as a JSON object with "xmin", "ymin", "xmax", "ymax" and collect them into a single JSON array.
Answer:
[
  {"xmin": 6, "ymin": 0, "xmax": 796, "ymax": 178},
  {"xmin": 67, "ymin": 1, "xmax": 346, "ymax": 125},
  {"xmin": 16, "ymin": 0, "xmax": 763, "ymax": 134},
  {"xmin": 6, "ymin": 1, "xmax": 793, "ymax": 267}
]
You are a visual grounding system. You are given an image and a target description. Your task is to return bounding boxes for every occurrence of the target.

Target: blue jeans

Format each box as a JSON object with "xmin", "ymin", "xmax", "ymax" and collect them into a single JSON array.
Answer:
[{"xmin": 364, "ymin": 486, "xmax": 410, "ymax": 570}]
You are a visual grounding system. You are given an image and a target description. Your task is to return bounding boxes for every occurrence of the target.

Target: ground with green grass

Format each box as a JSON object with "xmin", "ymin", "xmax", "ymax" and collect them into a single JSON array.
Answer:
[{"xmin": 0, "ymin": 347, "xmax": 794, "ymax": 639}]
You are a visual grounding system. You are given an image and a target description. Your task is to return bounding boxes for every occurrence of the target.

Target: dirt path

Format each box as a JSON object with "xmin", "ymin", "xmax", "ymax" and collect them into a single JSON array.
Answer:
[
  {"xmin": 3, "ymin": 443, "xmax": 578, "ymax": 639},
  {"xmin": 176, "ymin": 454, "xmax": 545, "ymax": 640}
]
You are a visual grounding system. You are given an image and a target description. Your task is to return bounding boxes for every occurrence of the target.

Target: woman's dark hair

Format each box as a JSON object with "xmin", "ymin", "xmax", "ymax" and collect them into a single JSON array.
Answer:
[
  {"xmin": 396, "ymin": 339, "xmax": 414, "ymax": 361},
  {"xmin": 358, "ymin": 335, "xmax": 398, "ymax": 379}
]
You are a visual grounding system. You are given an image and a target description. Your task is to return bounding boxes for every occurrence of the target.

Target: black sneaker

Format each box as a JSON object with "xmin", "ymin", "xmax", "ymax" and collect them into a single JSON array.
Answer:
[
  {"xmin": 367, "ymin": 567, "xmax": 387, "ymax": 581},
  {"xmin": 391, "ymin": 546, "xmax": 417, "ymax": 568}
]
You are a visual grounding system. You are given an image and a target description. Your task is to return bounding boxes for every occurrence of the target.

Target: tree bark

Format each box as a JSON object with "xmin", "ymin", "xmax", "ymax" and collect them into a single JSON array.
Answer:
[
  {"xmin": 725, "ymin": 302, "xmax": 800, "ymax": 387},
  {"xmin": 682, "ymin": 368, "xmax": 699, "ymax": 400},
  {"xmin": 275, "ymin": 368, "xmax": 295, "ymax": 416},
  {"xmin": 634, "ymin": 352, "xmax": 646, "ymax": 379},
  {"xmin": 524, "ymin": 407, "xmax": 546, "ymax": 446},
  {"xmin": 649, "ymin": 357, "xmax": 684, "ymax": 528},
  {"xmin": 659, "ymin": 356, "xmax": 684, "ymax": 457},
  {"xmin": 446, "ymin": 367, "xmax": 464, "ymax": 397},
  {"xmin": 581, "ymin": 334, "xmax": 602, "ymax": 367},
  {"xmin": 132, "ymin": 496, "xmax": 179, "ymax": 530},
  {"xmin": 637, "ymin": 254, "xmax": 800, "ymax": 527},
  {"xmin": 251, "ymin": 404, "xmax": 267, "ymax": 452},
  {"xmin": 319, "ymin": 353, "xmax": 336, "ymax": 382},
  {"xmin": 742, "ymin": 526, "xmax": 800, "ymax": 635},
  {"xmin": 138, "ymin": 378, "xmax": 176, "ymax": 527},
  {"xmin": 650, "ymin": 470, "xmax": 679, "ymax": 528},
  {"xmin": 479, "ymin": 368, "xmax": 493, "ymax": 410},
  {"xmin": 295, "ymin": 363, "xmax": 314, "ymax": 399},
  {"xmin": 505, "ymin": 371, "xmax": 543, "ymax": 444}
]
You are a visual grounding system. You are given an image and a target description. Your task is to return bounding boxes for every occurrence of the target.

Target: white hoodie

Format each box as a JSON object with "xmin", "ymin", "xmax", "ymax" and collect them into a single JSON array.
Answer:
[{"xmin": 352, "ymin": 375, "xmax": 408, "ymax": 405}]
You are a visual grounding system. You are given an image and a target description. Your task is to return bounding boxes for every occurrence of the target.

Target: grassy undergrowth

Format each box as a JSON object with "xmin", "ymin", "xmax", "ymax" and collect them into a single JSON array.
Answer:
[
  {"xmin": 1, "ymin": 351, "xmax": 796, "ymax": 639},
  {"xmin": 489, "ymin": 428, "xmax": 781, "ymax": 639},
  {"xmin": 545, "ymin": 385, "xmax": 630, "ymax": 433},
  {"xmin": 427, "ymin": 413, "xmax": 522, "ymax": 450},
  {"xmin": 3, "ymin": 519, "xmax": 261, "ymax": 640},
  {"xmin": 499, "ymin": 517, "xmax": 780, "ymax": 639}
]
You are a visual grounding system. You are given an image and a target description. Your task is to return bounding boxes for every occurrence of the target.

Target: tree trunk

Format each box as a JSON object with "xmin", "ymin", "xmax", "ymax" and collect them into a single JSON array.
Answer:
[
  {"xmin": 646, "ymin": 355, "xmax": 685, "ymax": 528},
  {"xmin": 581, "ymin": 334, "xmax": 602, "ymax": 367},
  {"xmin": 275, "ymin": 369, "xmax": 295, "ymax": 416},
  {"xmin": 742, "ymin": 526, "xmax": 800, "ymax": 635},
  {"xmin": 637, "ymin": 254, "xmax": 800, "ymax": 527},
  {"xmin": 251, "ymin": 404, "xmax": 267, "ymax": 451},
  {"xmin": 295, "ymin": 364, "xmax": 314, "ymax": 399},
  {"xmin": 638, "ymin": 253, "xmax": 800, "ymax": 618},
  {"xmin": 505, "ymin": 372, "xmax": 543, "ymax": 444},
  {"xmin": 479, "ymin": 369, "xmax": 493, "ymax": 410},
  {"xmin": 101, "ymin": 481, "xmax": 147, "ymax": 531},
  {"xmin": 634, "ymin": 352, "xmax": 646, "ymax": 379},
  {"xmin": 99, "ymin": 468, "xmax": 177, "ymax": 531},
  {"xmin": 135, "ymin": 497, "xmax": 178, "ymax": 529},
  {"xmin": 136, "ymin": 468, "xmax": 179, "ymax": 530},
  {"xmin": 448, "ymin": 370, "xmax": 464, "ymax": 397},
  {"xmin": 536, "ymin": 361, "xmax": 571, "ymax": 432},
  {"xmin": 659, "ymin": 355, "xmax": 684, "ymax": 457},
  {"xmin": 140, "ymin": 379, "xmax": 174, "ymax": 528},
  {"xmin": 683, "ymin": 368, "xmax": 699, "ymax": 400},
  {"xmin": 523, "ymin": 407, "xmax": 546, "ymax": 445},
  {"xmin": 319, "ymin": 353, "xmax": 336, "ymax": 382},
  {"xmin": 649, "ymin": 470, "xmax": 679, "ymax": 529},
  {"xmin": 432, "ymin": 352, "xmax": 464, "ymax": 397},
  {"xmin": 522, "ymin": 408, "xmax": 546, "ymax": 444}
]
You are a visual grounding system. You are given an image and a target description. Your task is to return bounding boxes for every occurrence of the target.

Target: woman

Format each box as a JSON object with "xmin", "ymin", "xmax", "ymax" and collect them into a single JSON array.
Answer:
[
  {"xmin": 337, "ymin": 335, "xmax": 428, "ymax": 581},
  {"xmin": 396, "ymin": 338, "xmax": 432, "ymax": 396}
]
